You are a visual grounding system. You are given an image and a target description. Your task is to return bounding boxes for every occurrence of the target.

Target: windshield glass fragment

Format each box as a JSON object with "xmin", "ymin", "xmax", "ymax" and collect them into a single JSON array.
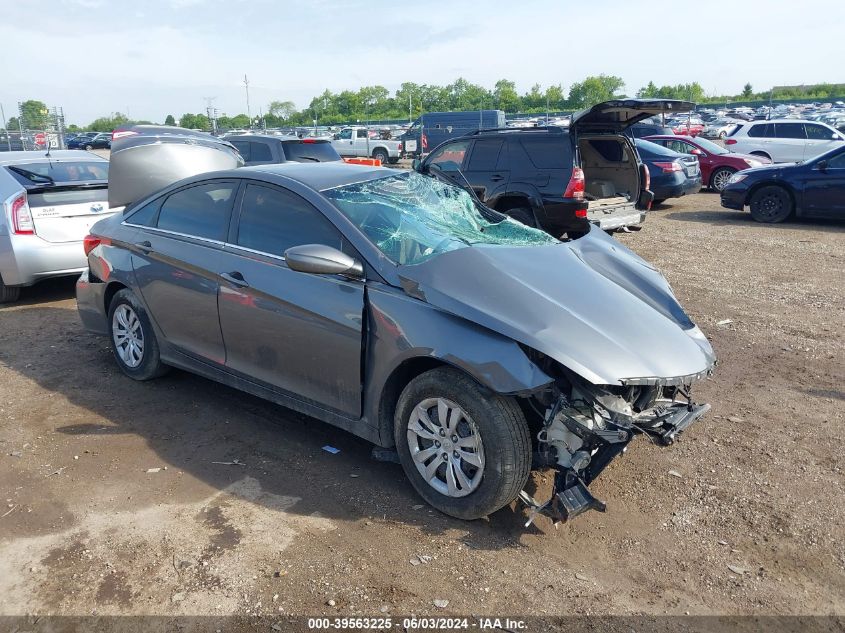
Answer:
[{"xmin": 323, "ymin": 172, "xmax": 558, "ymax": 265}]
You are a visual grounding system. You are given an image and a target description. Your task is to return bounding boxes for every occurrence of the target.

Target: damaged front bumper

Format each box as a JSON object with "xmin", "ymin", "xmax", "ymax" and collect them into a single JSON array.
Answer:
[{"xmin": 521, "ymin": 380, "xmax": 711, "ymax": 526}]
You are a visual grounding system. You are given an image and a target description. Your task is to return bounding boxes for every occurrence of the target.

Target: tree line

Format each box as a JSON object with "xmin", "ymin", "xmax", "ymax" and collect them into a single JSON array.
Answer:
[{"xmin": 5, "ymin": 81, "xmax": 844, "ymax": 133}]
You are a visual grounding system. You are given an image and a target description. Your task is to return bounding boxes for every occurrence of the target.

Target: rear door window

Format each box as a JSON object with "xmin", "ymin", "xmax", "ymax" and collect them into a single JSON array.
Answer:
[
  {"xmin": 520, "ymin": 138, "xmax": 570, "ymax": 168},
  {"xmin": 156, "ymin": 181, "xmax": 237, "ymax": 241},
  {"xmin": 235, "ymin": 183, "xmax": 342, "ymax": 257},
  {"xmin": 775, "ymin": 123, "xmax": 806, "ymax": 139},
  {"xmin": 467, "ymin": 140, "xmax": 504, "ymax": 171}
]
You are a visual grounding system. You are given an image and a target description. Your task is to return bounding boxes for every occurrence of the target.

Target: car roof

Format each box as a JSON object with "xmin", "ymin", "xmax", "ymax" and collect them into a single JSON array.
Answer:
[
  {"xmin": 245, "ymin": 161, "xmax": 399, "ymax": 191},
  {"xmin": 0, "ymin": 150, "xmax": 106, "ymax": 166},
  {"xmin": 227, "ymin": 134, "xmax": 302, "ymax": 142},
  {"xmin": 748, "ymin": 119, "xmax": 831, "ymax": 125}
]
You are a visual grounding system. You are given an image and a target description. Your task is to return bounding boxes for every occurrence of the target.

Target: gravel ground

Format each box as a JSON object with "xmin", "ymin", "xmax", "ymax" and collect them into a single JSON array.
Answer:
[{"xmin": 0, "ymin": 191, "xmax": 843, "ymax": 622}]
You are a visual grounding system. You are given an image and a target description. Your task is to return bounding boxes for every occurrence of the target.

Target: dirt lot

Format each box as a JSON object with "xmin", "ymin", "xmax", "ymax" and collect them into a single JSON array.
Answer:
[{"xmin": 0, "ymin": 191, "xmax": 843, "ymax": 622}]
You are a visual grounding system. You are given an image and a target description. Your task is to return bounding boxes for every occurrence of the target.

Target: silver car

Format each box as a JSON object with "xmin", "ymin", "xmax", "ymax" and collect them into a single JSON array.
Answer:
[
  {"xmin": 0, "ymin": 150, "xmax": 117, "ymax": 302},
  {"xmin": 75, "ymin": 129, "xmax": 715, "ymax": 525}
]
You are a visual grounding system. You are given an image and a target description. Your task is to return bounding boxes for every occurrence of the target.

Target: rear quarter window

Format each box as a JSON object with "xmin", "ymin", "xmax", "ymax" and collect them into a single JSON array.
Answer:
[
  {"xmin": 747, "ymin": 123, "xmax": 773, "ymax": 138},
  {"xmin": 520, "ymin": 137, "xmax": 571, "ymax": 168}
]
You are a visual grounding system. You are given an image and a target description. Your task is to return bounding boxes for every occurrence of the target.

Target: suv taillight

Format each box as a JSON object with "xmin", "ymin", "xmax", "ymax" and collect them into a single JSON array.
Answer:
[
  {"xmin": 564, "ymin": 167, "xmax": 585, "ymax": 199},
  {"xmin": 83, "ymin": 234, "xmax": 110, "ymax": 256},
  {"xmin": 724, "ymin": 139, "xmax": 737, "ymax": 145},
  {"xmin": 641, "ymin": 163, "xmax": 651, "ymax": 190},
  {"xmin": 8, "ymin": 193, "xmax": 35, "ymax": 235}
]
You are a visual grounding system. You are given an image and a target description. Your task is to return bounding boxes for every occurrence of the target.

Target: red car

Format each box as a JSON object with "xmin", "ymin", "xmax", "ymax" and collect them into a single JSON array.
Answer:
[
  {"xmin": 643, "ymin": 135, "xmax": 773, "ymax": 191},
  {"xmin": 670, "ymin": 121, "xmax": 705, "ymax": 137}
]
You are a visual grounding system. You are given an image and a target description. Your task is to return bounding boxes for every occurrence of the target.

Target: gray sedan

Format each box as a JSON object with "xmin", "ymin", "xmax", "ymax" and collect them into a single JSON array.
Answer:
[{"xmin": 76, "ymin": 162, "xmax": 715, "ymax": 523}]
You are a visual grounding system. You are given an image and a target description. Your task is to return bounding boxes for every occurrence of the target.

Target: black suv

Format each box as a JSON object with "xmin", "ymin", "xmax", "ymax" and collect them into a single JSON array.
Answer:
[
  {"xmin": 225, "ymin": 134, "xmax": 342, "ymax": 166},
  {"xmin": 416, "ymin": 99, "xmax": 693, "ymax": 234}
]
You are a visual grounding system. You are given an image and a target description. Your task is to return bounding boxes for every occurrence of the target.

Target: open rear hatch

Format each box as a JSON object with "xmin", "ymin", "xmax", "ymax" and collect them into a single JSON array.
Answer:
[
  {"xmin": 571, "ymin": 99, "xmax": 694, "ymax": 134},
  {"xmin": 108, "ymin": 125, "xmax": 243, "ymax": 208}
]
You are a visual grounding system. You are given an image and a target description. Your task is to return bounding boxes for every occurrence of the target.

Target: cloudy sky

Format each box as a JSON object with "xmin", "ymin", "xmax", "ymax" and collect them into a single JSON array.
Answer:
[{"xmin": 1, "ymin": 0, "xmax": 842, "ymax": 125}]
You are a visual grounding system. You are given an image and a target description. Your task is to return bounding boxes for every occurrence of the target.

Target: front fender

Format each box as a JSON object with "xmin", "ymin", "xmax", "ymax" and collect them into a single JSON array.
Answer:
[{"xmin": 363, "ymin": 284, "xmax": 553, "ymax": 446}]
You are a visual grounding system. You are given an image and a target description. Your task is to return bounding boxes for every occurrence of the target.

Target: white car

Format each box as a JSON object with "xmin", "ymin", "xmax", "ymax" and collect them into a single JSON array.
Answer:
[
  {"xmin": 0, "ymin": 151, "xmax": 117, "ymax": 302},
  {"xmin": 724, "ymin": 119, "xmax": 845, "ymax": 163}
]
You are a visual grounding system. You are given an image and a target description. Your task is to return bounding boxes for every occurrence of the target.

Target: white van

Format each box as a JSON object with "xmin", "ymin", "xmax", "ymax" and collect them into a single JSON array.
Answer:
[{"xmin": 724, "ymin": 119, "xmax": 845, "ymax": 163}]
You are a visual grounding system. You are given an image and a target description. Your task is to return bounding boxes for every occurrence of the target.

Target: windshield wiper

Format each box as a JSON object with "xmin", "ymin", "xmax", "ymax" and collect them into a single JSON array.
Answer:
[
  {"xmin": 293, "ymin": 156, "xmax": 320, "ymax": 162},
  {"xmin": 8, "ymin": 166, "xmax": 55, "ymax": 185}
]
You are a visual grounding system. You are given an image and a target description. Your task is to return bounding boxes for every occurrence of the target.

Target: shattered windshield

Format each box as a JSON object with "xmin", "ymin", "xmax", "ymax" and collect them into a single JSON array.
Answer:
[{"xmin": 323, "ymin": 172, "xmax": 557, "ymax": 265}]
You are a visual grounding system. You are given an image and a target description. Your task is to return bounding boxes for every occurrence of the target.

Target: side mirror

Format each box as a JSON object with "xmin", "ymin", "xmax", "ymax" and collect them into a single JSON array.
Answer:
[
  {"xmin": 284, "ymin": 244, "xmax": 364, "ymax": 278},
  {"xmin": 412, "ymin": 158, "xmax": 421, "ymax": 171},
  {"xmin": 690, "ymin": 148, "xmax": 703, "ymax": 155},
  {"xmin": 816, "ymin": 159, "xmax": 828, "ymax": 172}
]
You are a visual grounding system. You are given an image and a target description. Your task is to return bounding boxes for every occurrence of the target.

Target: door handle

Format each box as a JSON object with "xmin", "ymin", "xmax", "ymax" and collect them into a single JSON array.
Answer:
[
  {"xmin": 220, "ymin": 271, "xmax": 249, "ymax": 288},
  {"xmin": 135, "ymin": 240, "xmax": 153, "ymax": 253},
  {"xmin": 490, "ymin": 175, "xmax": 505, "ymax": 182}
]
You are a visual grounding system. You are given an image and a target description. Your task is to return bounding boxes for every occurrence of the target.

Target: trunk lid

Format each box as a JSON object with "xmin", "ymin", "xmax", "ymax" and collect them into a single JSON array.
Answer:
[
  {"xmin": 572, "ymin": 99, "xmax": 695, "ymax": 134},
  {"xmin": 27, "ymin": 184, "xmax": 119, "ymax": 243},
  {"xmin": 108, "ymin": 126, "xmax": 243, "ymax": 208}
]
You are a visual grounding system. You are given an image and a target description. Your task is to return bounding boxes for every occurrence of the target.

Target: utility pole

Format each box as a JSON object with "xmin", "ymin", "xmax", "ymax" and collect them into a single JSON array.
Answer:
[
  {"xmin": 409, "ymin": 93, "xmax": 412, "ymax": 124},
  {"xmin": 204, "ymin": 96, "xmax": 217, "ymax": 134},
  {"xmin": 243, "ymin": 74, "xmax": 251, "ymax": 126}
]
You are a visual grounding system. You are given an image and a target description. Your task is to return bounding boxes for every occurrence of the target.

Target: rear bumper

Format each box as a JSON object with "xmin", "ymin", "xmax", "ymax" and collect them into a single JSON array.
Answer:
[
  {"xmin": 592, "ymin": 209, "xmax": 647, "ymax": 231},
  {"xmin": 0, "ymin": 234, "xmax": 87, "ymax": 286},
  {"xmin": 75, "ymin": 269, "xmax": 109, "ymax": 335},
  {"xmin": 652, "ymin": 175, "xmax": 702, "ymax": 200}
]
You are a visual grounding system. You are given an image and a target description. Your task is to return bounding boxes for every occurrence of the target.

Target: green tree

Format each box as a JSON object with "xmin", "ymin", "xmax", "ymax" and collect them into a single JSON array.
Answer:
[
  {"xmin": 544, "ymin": 84, "xmax": 566, "ymax": 111},
  {"xmin": 522, "ymin": 83, "xmax": 545, "ymax": 111},
  {"xmin": 178, "ymin": 113, "xmax": 210, "ymax": 130},
  {"xmin": 88, "ymin": 112, "xmax": 130, "ymax": 132},
  {"xmin": 742, "ymin": 83, "xmax": 754, "ymax": 99},
  {"xmin": 637, "ymin": 81, "xmax": 659, "ymax": 98},
  {"xmin": 493, "ymin": 79, "xmax": 521, "ymax": 113},
  {"xmin": 164, "ymin": 114, "xmax": 176, "ymax": 126},
  {"xmin": 5, "ymin": 116, "xmax": 20, "ymax": 131},
  {"xmin": 19, "ymin": 100, "xmax": 49, "ymax": 129},
  {"xmin": 567, "ymin": 75, "xmax": 625, "ymax": 109},
  {"xmin": 268, "ymin": 100, "xmax": 296, "ymax": 121}
]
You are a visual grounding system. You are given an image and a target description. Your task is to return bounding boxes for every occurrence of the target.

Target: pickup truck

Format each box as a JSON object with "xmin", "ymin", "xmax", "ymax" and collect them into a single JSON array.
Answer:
[{"xmin": 331, "ymin": 127, "xmax": 402, "ymax": 164}]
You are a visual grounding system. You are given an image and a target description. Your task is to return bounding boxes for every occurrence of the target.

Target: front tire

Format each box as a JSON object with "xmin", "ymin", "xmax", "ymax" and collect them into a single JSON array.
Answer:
[
  {"xmin": 107, "ymin": 289, "xmax": 168, "ymax": 380},
  {"xmin": 710, "ymin": 167, "xmax": 736, "ymax": 192},
  {"xmin": 0, "ymin": 273, "xmax": 21, "ymax": 303},
  {"xmin": 749, "ymin": 185, "xmax": 792, "ymax": 223},
  {"xmin": 84, "ymin": 144, "xmax": 93, "ymax": 151},
  {"xmin": 394, "ymin": 367, "xmax": 531, "ymax": 520}
]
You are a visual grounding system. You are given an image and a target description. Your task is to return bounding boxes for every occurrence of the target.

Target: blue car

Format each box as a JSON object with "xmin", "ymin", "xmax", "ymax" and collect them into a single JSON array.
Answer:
[
  {"xmin": 635, "ymin": 139, "xmax": 702, "ymax": 205},
  {"xmin": 720, "ymin": 143, "xmax": 845, "ymax": 223}
]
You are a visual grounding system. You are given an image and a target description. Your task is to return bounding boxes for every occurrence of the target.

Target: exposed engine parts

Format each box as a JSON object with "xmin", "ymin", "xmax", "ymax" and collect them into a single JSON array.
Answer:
[{"xmin": 520, "ymin": 377, "xmax": 711, "ymax": 526}]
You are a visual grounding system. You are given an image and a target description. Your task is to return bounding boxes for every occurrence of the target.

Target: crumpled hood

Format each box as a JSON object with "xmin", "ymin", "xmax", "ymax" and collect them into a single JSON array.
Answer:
[{"xmin": 398, "ymin": 228, "xmax": 715, "ymax": 386}]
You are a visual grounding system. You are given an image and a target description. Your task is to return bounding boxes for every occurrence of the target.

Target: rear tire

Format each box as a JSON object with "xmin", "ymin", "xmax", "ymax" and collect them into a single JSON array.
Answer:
[
  {"xmin": 394, "ymin": 367, "xmax": 531, "ymax": 520},
  {"xmin": 372, "ymin": 148, "xmax": 389, "ymax": 164},
  {"xmin": 0, "ymin": 274, "xmax": 21, "ymax": 303},
  {"xmin": 107, "ymin": 289, "xmax": 169, "ymax": 380},
  {"xmin": 749, "ymin": 185, "xmax": 792, "ymax": 223},
  {"xmin": 505, "ymin": 207, "xmax": 537, "ymax": 227},
  {"xmin": 710, "ymin": 167, "xmax": 736, "ymax": 192},
  {"xmin": 84, "ymin": 144, "xmax": 93, "ymax": 151},
  {"xmin": 652, "ymin": 198, "xmax": 666, "ymax": 206}
]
